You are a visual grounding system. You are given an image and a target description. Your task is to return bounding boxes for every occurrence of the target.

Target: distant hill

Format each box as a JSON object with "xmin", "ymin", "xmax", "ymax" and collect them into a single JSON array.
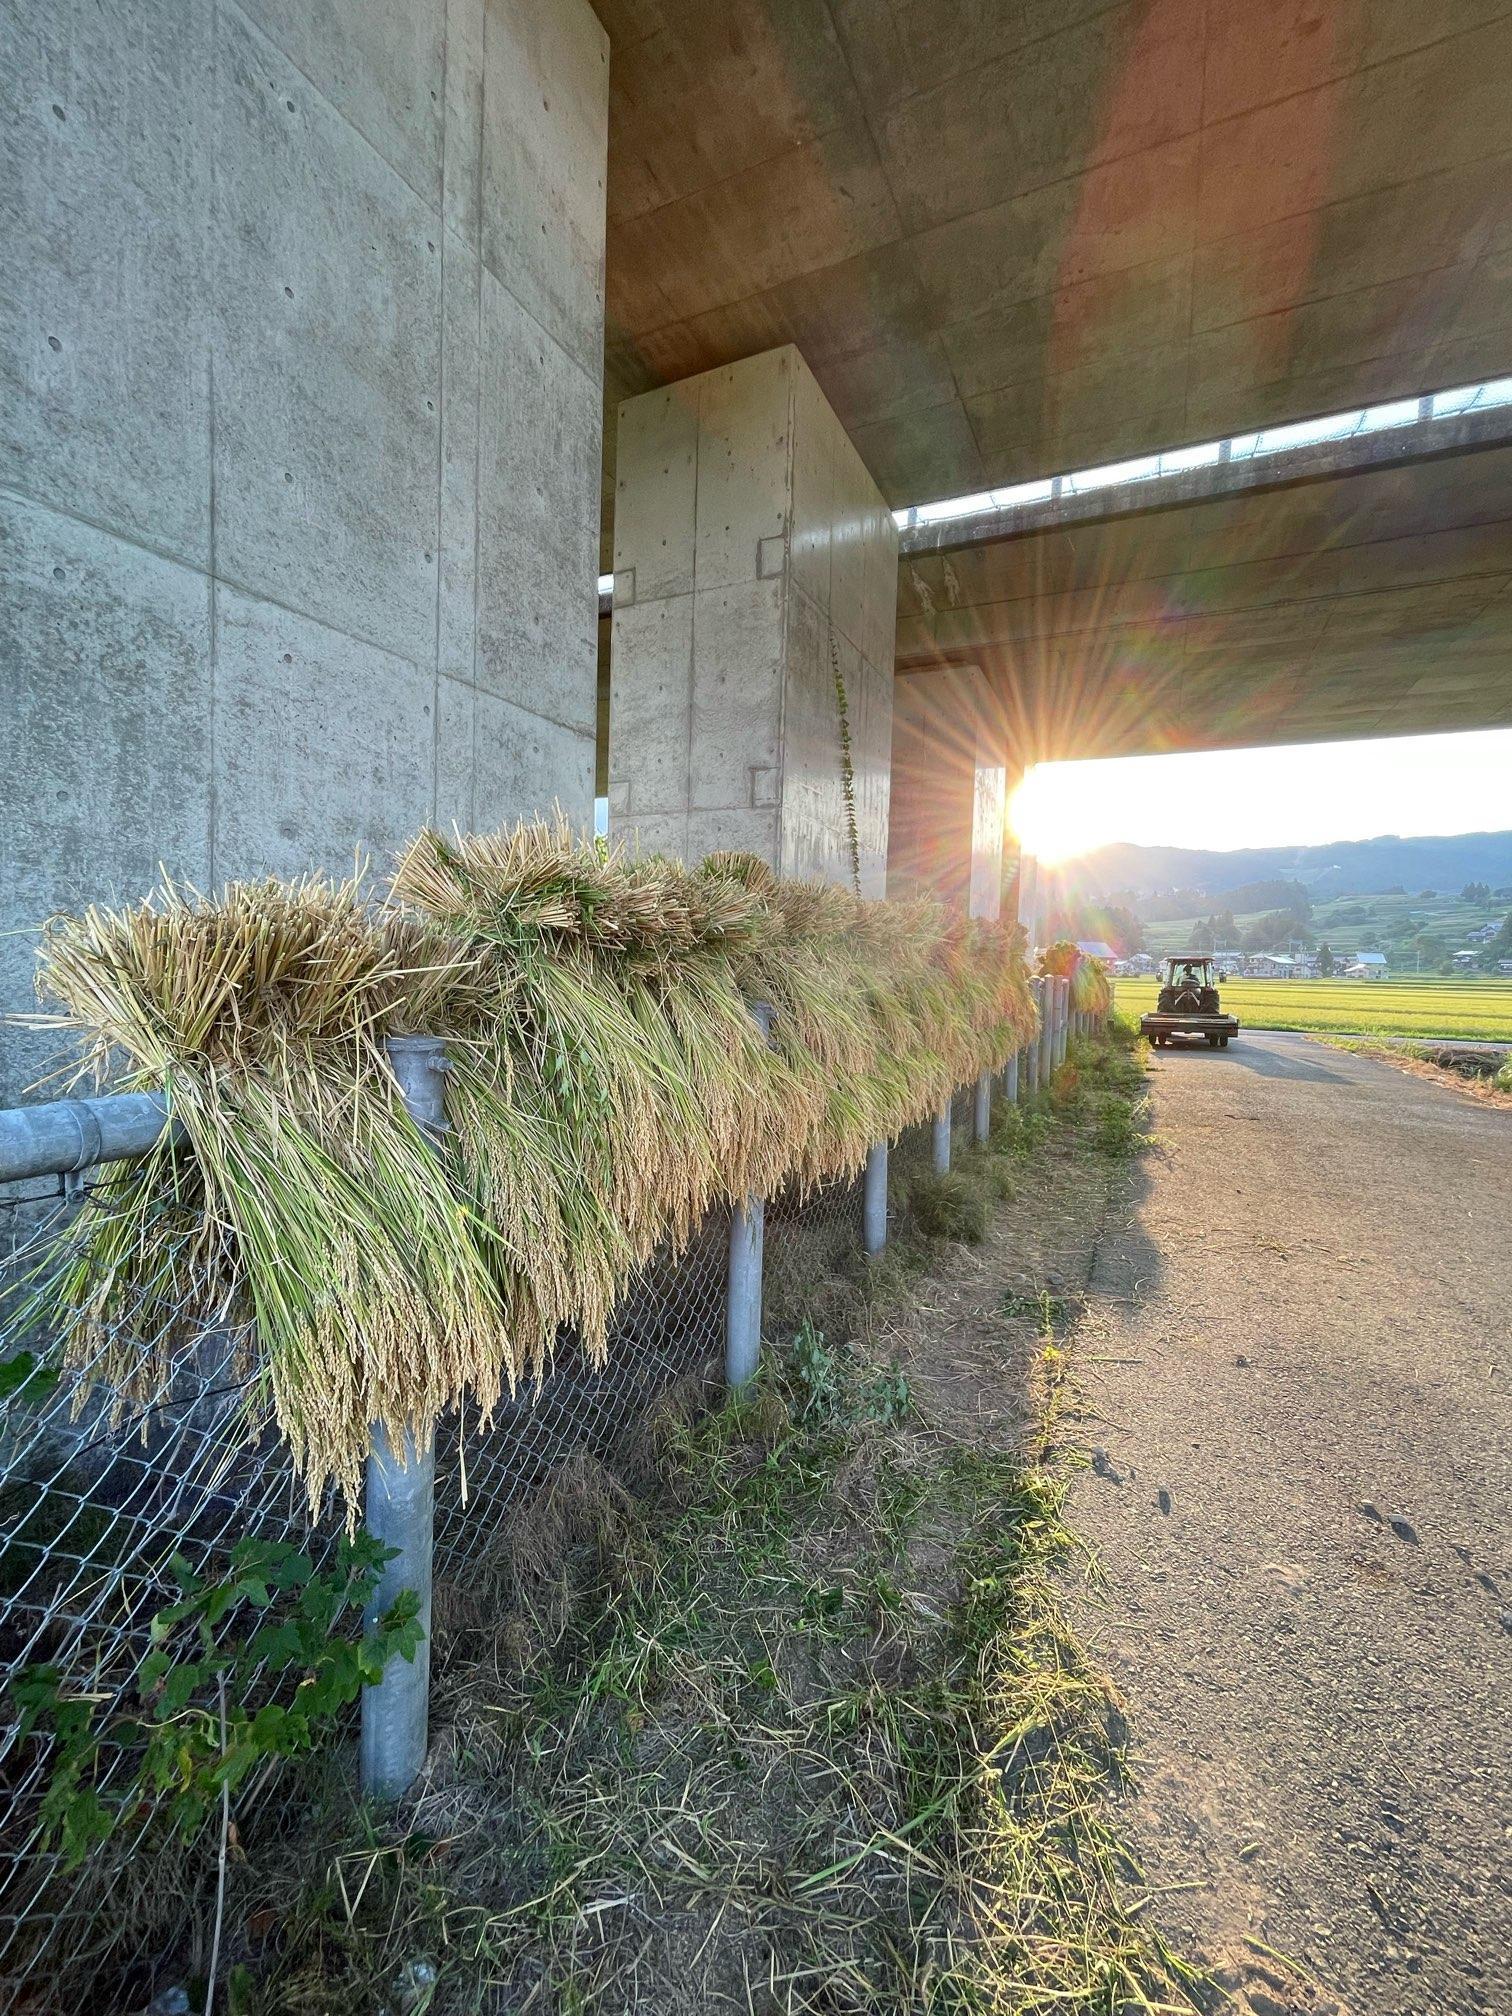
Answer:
[{"xmin": 1064, "ymin": 832, "xmax": 1512, "ymax": 903}]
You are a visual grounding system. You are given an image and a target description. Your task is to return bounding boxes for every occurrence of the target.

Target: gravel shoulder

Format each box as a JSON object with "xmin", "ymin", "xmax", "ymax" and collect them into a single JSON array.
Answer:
[{"xmin": 1071, "ymin": 1030, "xmax": 1511, "ymax": 2016}]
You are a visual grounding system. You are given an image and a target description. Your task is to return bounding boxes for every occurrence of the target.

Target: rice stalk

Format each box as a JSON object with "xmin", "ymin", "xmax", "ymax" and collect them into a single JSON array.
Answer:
[{"xmin": 28, "ymin": 826, "xmax": 1037, "ymax": 1513}]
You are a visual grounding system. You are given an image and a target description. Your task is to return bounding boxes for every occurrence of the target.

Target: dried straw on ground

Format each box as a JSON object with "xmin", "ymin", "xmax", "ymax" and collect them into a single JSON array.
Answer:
[{"xmin": 29, "ymin": 825, "xmax": 1036, "ymax": 1514}]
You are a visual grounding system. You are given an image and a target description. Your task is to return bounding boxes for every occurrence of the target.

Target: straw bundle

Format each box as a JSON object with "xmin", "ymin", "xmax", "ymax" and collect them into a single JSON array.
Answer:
[
  {"xmin": 29, "ymin": 825, "xmax": 1036, "ymax": 1516},
  {"xmin": 1038, "ymin": 939, "xmax": 1113, "ymax": 1015}
]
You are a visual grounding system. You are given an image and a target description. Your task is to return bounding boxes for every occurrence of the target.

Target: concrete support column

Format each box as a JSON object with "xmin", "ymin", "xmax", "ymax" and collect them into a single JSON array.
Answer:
[
  {"xmin": 3, "ymin": 0, "xmax": 610, "ymax": 1106},
  {"xmin": 863, "ymin": 1141, "xmax": 888, "ymax": 1257},
  {"xmin": 1016, "ymin": 851, "xmax": 1041, "ymax": 955},
  {"xmin": 610, "ymin": 347, "xmax": 897, "ymax": 890},
  {"xmin": 887, "ymin": 667, "xmax": 1006, "ymax": 920}
]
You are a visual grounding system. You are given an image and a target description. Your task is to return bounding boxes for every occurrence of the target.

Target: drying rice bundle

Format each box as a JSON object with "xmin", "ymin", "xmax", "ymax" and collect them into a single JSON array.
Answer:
[
  {"xmin": 1038, "ymin": 938, "xmax": 1112, "ymax": 1015},
  {"xmin": 389, "ymin": 827, "xmax": 791, "ymax": 1377},
  {"xmin": 720, "ymin": 870, "xmax": 1036, "ymax": 1190},
  {"xmin": 29, "ymin": 824, "xmax": 1037, "ymax": 1514},
  {"xmin": 32, "ymin": 875, "xmax": 513, "ymax": 1512}
]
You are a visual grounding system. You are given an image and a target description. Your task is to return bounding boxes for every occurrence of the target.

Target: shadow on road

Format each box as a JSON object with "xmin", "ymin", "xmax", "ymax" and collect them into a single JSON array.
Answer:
[{"xmin": 1153, "ymin": 1037, "xmax": 1352, "ymax": 1085}]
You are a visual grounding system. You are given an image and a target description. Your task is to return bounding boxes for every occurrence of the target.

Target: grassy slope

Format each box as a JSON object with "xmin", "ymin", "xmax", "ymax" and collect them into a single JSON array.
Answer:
[
  {"xmin": 217, "ymin": 1031, "xmax": 1204, "ymax": 2016},
  {"xmin": 1114, "ymin": 975, "xmax": 1512, "ymax": 1041}
]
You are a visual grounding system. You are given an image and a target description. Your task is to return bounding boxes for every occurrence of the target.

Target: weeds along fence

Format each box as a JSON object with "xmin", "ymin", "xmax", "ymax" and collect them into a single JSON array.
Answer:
[{"xmin": 0, "ymin": 827, "xmax": 1099, "ymax": 2005}]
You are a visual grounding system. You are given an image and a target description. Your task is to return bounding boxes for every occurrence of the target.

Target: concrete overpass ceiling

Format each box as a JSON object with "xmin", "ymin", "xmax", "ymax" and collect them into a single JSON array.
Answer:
[
  {"xmin": 895, "ymin": 443, "xmax": 1512, "ymax": 759},
  {"xmin": 591, "ymin": 0, "xmax": 1512, "ymax": 551}
]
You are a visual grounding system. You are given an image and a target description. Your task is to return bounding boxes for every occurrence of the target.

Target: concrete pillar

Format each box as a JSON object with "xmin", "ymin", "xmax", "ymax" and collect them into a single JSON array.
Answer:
[
  {"xmin": 1016, "ymin": 851, "xmax": 1041, "ymax": 953},
  {"xmin": 886, "ymin": 667, "xmax": 1007, "ymax": 919},
  {"xmin": 609, "ymin": 347, "xmax": 897, "ymax": 891},
  {"xmin": 3, "ymin": 0, "xmax": 609, "ymax": 1104}
]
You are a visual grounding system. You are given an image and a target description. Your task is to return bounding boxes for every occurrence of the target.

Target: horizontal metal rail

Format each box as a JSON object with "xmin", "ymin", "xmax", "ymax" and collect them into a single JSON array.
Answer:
[{"xmin": 0, "ymin": 1090, "xmax": 175, "ymax": 1185}]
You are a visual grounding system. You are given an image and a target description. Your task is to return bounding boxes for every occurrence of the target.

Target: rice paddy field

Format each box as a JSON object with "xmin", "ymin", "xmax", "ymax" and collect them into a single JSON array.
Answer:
[{"xmin": 1112, "ymin": 975, "xmax": 1512, "ymax": 1042}]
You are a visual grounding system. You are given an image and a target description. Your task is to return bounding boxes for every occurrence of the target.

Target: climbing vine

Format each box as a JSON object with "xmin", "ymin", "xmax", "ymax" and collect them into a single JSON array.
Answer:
[{"xmin": 829, "ymin": 626, "xmax": 863, "ymax": 899}]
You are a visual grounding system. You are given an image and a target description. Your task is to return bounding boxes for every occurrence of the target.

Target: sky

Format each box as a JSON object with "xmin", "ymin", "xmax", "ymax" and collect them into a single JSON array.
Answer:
[{"xmin": 1009, "ymin": 726, "xmax": 1512, "ymax": 865}]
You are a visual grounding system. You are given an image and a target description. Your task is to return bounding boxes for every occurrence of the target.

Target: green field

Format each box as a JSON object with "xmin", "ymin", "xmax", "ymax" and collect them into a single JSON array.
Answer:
[{"xmin": 1113, "ymin": 975, "xmax": 1512, "ymax": 1042}]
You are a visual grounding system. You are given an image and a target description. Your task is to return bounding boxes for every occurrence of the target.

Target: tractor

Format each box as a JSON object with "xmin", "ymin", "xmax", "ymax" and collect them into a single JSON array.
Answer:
[{"xmin": 1140, "ymin": 953, "xmax": 1240, "ymax": 1049}]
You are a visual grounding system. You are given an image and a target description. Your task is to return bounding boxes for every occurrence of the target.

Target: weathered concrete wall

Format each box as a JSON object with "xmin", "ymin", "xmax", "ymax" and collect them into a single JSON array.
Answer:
[
  {"xmin": 887, "ymin": 667, "xmax": 1007, "ymax": 919},
  {"xmin": 1, "ymin": 0, "xmax": 607, "ymax": 1099},
  {"xmin": 608, "ymin": 346, "xmax": 896, "ymax": 895}
]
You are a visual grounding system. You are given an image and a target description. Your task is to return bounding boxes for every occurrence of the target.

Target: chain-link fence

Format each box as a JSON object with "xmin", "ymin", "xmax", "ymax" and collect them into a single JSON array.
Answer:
[
  {"xmin": 0, "ymin": 1162, "xmax": 882, "ymax": 2005},
  {"xmin": 0, "ymin": 991, "xmax": 1085, "ymax": 2008}
]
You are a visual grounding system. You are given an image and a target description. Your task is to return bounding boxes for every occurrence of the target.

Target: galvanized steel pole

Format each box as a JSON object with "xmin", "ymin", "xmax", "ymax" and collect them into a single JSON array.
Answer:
[
  {"xmin": 932, "ymin": 1095, "xmax": 952, "ymax": 1174},
  {"xmin": 725, "ymin": 1190, "xmax": 765, "ymax": 1390},
  {"xmin": 725, "ymin": 1003, "xmax": 775, "ymax": 1391},
  {"xmin": 1038, "ymin": 980, "xmax": 1055, "ymax": 1086},
  {"xmin": 973, "ymin": 1070, "xmax": 991, "ymax": 1146},
  {"xmin": 863, "ymin": 1140, "xmax": 888, "ymax": 1257},
  {"xmin": 0, "ymin": 1089, "xmax": 176, "ymax": 1185},
  {"xmin": 360, "ymin": 1034, "xmax": 445, "ymax": 1803}
]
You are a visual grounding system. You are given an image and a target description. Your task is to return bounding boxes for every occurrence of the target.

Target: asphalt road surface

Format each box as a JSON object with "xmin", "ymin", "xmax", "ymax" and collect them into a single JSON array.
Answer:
[{"xmin": 1076, "ymin": 1030, "xmax": 1510, "ymax": 2016}]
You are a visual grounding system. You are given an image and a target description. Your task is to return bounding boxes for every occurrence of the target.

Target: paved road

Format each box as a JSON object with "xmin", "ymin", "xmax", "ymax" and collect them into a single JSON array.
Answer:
[{"xmin": 1076, "ymin": 1031, "xmax": 1510, "ymax": 2016}]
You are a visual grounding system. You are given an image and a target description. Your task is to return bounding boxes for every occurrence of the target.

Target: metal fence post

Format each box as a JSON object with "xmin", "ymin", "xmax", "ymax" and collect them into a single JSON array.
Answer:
[
  {"xmin": 863, "ymin": 1140, "xmax": 888, "ymax": 1257},
  {"xmin": 932, "ymin": 1095, "xmax": 952, "ymax": 1174},
  {"xmin": 1024, "ymin": 981, "xmax": 1040, "ymax": 1097},
  {"xmin": 362, "ymin": 1034, "xmax": 446, "ymax": 1803},
  {"xmin": 1038, "ymin": 980, "xmax": 1055, "ymax": 1086},
  {"xmin": 1002, "ymin": 1049, "xmax": 1019, "ymax": 1106},
  {"xmin": 726, "ymin": 1003, "xmax": 774, "ymax": 1391},
  {"xmin": 973, "ymin": 1070, "xmax": 991, "ymax": 1146}
]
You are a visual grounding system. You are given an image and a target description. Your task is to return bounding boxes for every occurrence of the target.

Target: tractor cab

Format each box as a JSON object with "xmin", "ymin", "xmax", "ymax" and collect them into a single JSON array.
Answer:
[{"xmin": 1140, "ymin": 952, "xmax": 1240, "ymax": 1049}]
